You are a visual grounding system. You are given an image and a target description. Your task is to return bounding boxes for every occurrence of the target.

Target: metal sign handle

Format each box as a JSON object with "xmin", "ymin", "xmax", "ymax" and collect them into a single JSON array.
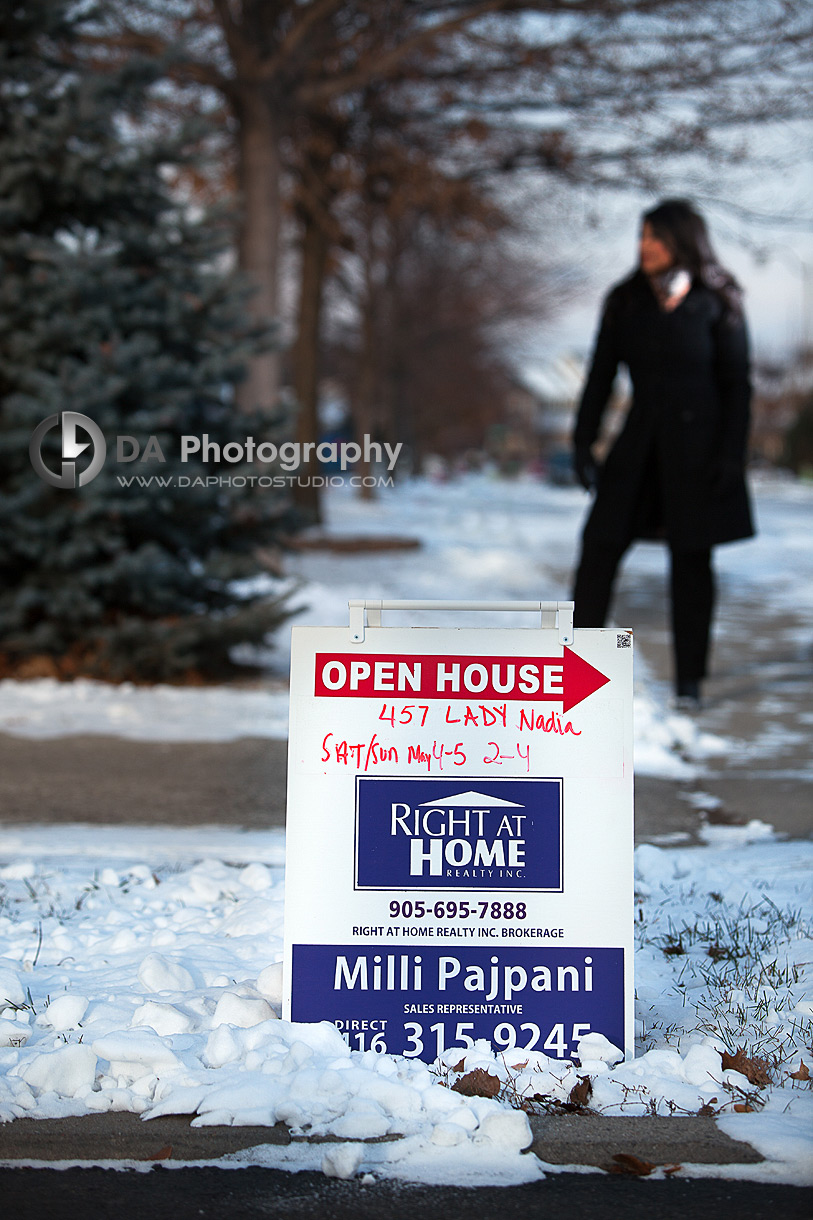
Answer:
[{"xmin": 348, "ymin": 599, "xmax": 574, "ymax": 646}]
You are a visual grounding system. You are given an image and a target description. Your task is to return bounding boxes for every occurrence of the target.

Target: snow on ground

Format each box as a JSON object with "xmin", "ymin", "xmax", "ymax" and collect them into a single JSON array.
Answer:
[
  {"xmin": 0, "ymin": 825, "xmax": 810, "ymax": 1184},
  {"xmin": 0, "ymin": 472, "xmax": 811, "ymax": 1183},
  {"xmin": 6, "ymin": 470, "xmax": 809, "ymax": 776},
  {"xmin": 0, "ymin": 678, "xmax": 291, "ymax": 744},
  {"xmin": 257, "ymin": 468, "xmax": 813, "ymax": 653}
]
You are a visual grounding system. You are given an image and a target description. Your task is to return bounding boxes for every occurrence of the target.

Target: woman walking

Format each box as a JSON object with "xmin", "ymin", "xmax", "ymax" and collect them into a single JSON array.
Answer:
[{"xmin": 571, "ymin": 199, "xmax": 754, "ymax": 706}]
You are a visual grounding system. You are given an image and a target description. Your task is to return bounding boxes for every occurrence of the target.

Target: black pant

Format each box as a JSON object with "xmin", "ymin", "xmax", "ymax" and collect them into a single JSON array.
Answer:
[{"xmin": 572, "ymin": 540, "xmax": 715, "ymax": 685}]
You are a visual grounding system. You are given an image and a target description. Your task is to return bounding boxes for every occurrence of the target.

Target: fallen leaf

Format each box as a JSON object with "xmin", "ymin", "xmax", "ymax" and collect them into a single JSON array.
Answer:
[
  {"xmin": 450, "ymin": 1058, "xmax": 466, "ymax": 1074},
  {"xmin": 451, "ymin": 1068, "xmax": 501, "ymax": 1098},
  {"xmin": 568, "ymin": 1076, "xmax": 593, "ymax": 1109},
  {"xmin": 663, "ymin": 1164, "xmax": 682, "ymax": 1176},
  {"xmin": 789, "ymin": 1060, "xmax": 810, "ymax": 1082},
  {"xmin": 608, "ymin": 1153, "xmax": 656, "ymax": 1176},
  {"xmin": 150, "ymin": 1145, "xmax": 173, "ymax": 1161},
  {"xmin": 733, "ymin": 1103, "xmax": 754, "ymax": 1113},
  {"xmin": 721, "ymin": 1047, "xmax": 771, "ymax": 1087}
]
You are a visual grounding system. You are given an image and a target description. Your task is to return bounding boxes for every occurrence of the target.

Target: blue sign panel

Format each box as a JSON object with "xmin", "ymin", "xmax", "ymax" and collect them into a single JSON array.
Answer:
[
  {"xmin": 354, "ymin": 776, "xmax": 562, "ymax": 892},
  {"xmin": 290, "ymin": 944, "xmax": 624, "ymax": 1062}
]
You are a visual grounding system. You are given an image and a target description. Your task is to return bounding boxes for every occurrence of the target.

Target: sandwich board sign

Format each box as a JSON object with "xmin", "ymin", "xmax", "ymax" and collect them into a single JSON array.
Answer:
[{"xmin": 283, "ymin": 599, "xmax": 634, "ymax": 1064}]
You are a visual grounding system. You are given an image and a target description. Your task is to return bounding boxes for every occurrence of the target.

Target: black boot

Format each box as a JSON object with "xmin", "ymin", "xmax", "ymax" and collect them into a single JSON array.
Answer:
[{"xmin": 673, "ymin": 678, "xmax": 702, "ymax": 710}]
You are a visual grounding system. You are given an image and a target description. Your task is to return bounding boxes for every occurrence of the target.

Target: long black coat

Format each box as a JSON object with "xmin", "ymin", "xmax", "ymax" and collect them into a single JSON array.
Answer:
[{"xmin": 574, "ymin": 270, "xmax": 754, "ymax": 551}]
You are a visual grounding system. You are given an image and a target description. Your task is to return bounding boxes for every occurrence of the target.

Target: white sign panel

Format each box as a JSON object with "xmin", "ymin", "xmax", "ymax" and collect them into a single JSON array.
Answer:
[{"xmin": 283, "ymin": 605, "xmax": 634, "ymax": 1063}]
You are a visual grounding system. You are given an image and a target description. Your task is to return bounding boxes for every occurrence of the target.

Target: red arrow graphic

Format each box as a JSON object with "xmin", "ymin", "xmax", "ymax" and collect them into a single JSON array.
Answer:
[
  {"xmin": 561, "ymin": 647, "xmax": 611, "ymax": 713},
  {"xmin": 315, "ymin": 650, "xmax": 610, "ymax": 712}
]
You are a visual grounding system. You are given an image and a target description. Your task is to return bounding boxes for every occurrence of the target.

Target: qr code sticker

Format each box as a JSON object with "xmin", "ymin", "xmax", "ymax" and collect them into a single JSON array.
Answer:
[{"xmin": 617, "ymin": 633, "xmax": 631, "ymax": 648}]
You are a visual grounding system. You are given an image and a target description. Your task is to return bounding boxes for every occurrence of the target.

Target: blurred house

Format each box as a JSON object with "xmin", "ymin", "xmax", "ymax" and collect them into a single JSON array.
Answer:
[
  {"xmin": 750, "ymin": 351, "xmax": 813, "ymax": 468},
  {"xmin": 522, "ymin": 355, "xmax": 584, "ymax": 449},
  {"xmin": 485, "ymin": 355, "xmax": 584, "ymax": 478},
  {"xmin": 501, "ymin": 354, "xmax": 630, "ymax": 480}
]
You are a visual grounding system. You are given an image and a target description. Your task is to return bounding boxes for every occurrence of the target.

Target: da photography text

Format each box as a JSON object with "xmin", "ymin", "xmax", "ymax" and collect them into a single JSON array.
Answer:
[
  {"xmin": 29, "ymin": 410, "xmax": 402, "ymax": 490},
  {"xmin": 120, "ymin": 433, "xmax": 402, "ymax": 471}
]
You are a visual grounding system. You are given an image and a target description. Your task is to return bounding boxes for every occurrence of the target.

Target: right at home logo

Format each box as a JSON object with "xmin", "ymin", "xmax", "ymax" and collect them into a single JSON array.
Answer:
[{"xmin": 354, "ymin": 776, "xmax": 563, "ymax": 892}]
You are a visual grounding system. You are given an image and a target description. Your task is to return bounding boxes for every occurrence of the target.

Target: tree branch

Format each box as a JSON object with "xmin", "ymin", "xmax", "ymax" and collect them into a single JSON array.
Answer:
[
  {"xmin": 260, "ymin": 0, "xmax": 346, "ymax": 79},
  {"xmin": 297, "ymin": 0, "xmax": 515, "ymax": 105}
]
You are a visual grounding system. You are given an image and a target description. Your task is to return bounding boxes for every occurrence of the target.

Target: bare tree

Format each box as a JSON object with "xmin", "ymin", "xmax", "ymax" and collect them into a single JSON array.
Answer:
[
  {"xmin": 348, "ymin": 217, "xmax": 550, "ymax": 470},
  {"xmin": 286, "ymin": 87, "xmax": 523, "ymax": 508},
  {"xmin": 85, "ymin": 0, "xmax": 812, "ymax": 424}
]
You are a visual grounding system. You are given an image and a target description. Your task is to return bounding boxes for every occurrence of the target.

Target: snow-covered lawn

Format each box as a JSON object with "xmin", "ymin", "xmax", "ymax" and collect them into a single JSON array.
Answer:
[
  {"xmin": 0, "ymin": 827, "xmax": 810, "ymax": 1183},
  {"xmin": 0, "ymin": 472, "xmax": 811, "ymax": 1184}
]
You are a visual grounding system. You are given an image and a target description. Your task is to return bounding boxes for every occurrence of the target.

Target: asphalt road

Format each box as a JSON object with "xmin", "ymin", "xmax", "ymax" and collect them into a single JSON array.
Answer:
[{"xmin": 1, "ymin": 1166, "xmax": 810, "ymax": 1220}]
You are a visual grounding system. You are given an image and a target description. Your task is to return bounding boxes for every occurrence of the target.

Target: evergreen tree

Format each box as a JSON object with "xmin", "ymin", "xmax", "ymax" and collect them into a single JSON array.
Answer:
[{"xmin": 0, "ymin": 1, "xmax": 298, "ymax": 682}]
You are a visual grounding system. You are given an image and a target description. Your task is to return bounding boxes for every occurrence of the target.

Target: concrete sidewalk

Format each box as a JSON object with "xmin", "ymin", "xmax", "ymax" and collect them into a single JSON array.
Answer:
[
  {"xmin": 0, "ymin": 582, "xmax": 809, "ymax": 843},
  {"xmin": 0, "ymin": 1110, "xmax": 765, "ymax": 1171}
]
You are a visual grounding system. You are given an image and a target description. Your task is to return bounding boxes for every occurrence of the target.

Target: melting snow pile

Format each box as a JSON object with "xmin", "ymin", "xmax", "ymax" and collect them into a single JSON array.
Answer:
[
  {"xmin": 0, "ymin": 828, "xmax": 811, "ymax": 1184},
  {"xmin": 630, "ymin": 679, "xmax": 729, "ymax": 778}
]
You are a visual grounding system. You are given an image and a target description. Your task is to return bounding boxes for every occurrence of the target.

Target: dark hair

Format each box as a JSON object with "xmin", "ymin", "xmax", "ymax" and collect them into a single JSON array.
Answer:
[{"xmin": 642, "ymin": 198, "xmax": 743, "ymax": 313}]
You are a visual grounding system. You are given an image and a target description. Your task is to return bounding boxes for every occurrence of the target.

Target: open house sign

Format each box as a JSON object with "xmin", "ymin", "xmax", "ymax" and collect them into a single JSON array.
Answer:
[{"xmin": 283, "ymin": 601, "xmax": 634, "ymax": 1064}]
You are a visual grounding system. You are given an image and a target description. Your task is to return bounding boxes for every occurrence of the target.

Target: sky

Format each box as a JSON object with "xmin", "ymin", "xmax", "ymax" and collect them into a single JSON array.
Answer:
[
  {"xmin": 519, "ymin": 116, "xmax": 813, "ymax": 367},
  {"xmin": 534, "ymin": 191, "xmax": 813, "ymax": 365}
]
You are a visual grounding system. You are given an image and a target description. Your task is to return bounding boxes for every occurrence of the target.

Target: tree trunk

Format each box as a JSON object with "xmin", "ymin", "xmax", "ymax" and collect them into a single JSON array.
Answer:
[
  {"xmin": 355, "ymin": 280, "xmax": 378, "ymax": 502},
  {"xmin": 234, "ymin": 90, "xmax": 282, "ymax": 414},
  {"xmin": 292, "ymin": 209, "xmax": 330, "ymax": 520},
  {"xmin": 378, "ymin": 245, "xmax": 401, "ymax": 464}
]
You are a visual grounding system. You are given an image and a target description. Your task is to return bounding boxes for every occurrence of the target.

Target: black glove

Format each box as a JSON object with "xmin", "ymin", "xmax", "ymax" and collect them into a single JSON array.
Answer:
[{"xmin": 574, "ymin": 446, "xmax": 598, "ymax": 492}]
